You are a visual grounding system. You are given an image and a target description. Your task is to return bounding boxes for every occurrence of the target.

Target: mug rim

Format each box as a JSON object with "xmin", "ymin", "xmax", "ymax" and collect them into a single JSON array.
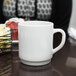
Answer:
[{"xmin": 19, "ymin": 21, "xmax": 54, "ymax": 27}]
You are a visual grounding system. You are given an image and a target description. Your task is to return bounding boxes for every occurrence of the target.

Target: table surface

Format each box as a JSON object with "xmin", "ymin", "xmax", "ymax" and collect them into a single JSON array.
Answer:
[{"xmin": 0, "ymin": 34, "xmax": 76, "ymax": 76}]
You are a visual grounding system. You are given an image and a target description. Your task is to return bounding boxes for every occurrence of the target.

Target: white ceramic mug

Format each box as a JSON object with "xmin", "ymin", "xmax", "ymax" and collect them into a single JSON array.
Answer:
[{"xmin": 18, "ymin": 21, "xmax": 66, "ymax": 66}]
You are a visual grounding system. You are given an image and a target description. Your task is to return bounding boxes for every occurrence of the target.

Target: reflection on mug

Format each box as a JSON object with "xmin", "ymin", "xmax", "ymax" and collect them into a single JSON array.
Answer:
[{"xmin": 19, "ymin": 63, "xmax": 63, "ymax": 76}]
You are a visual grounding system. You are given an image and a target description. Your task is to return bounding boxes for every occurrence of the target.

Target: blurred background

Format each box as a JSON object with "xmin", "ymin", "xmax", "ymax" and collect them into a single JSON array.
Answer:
[{"xmin": 70, "ymin": 0, "xmax": 76, "ymax": 29}]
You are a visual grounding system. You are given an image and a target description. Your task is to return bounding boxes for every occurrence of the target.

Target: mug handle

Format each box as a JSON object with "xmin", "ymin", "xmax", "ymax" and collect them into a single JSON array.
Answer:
[{"xmin": 53, "ymin": 29, "xmax": 66, "ymax": 54}]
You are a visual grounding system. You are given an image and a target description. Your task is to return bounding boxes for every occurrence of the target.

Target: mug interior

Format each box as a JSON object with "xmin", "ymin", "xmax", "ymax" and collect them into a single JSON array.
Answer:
[{"xmin": 19, "ymin": 21, "xmax": 54, "ymax": 27}]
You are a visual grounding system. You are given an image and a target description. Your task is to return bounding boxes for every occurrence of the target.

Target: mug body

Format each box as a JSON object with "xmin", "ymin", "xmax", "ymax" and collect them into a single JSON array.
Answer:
[{"xmin": 18, "ymin": 21, "xmax": 54, "ymax": 66}]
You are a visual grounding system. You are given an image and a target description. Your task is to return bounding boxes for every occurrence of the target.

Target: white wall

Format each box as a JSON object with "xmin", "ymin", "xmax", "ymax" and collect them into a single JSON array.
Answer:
[{"xmin": 70, "ymin": 0, "xmax": 76, "ymax": 28}]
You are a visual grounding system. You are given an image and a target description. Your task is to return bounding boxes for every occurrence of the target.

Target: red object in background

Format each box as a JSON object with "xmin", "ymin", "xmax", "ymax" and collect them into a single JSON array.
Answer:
[{"xmin": 6, "ymin": 22, "xmax": 18, "ymax": 40}]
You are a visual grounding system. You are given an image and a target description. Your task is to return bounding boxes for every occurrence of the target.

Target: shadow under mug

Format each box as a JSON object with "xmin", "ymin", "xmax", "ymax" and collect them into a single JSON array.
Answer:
[
  {"xmin": 18, "ymin": 21, "xmax": 66, "ymax": 66},
  {"xmin": 19, "ymin": 63, "xmax": 63, "ymax": 76}
]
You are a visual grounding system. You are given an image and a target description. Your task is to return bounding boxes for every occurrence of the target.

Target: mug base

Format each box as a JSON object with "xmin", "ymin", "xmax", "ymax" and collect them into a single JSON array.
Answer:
[{"xmin": 20, "ymin": 59, "xmax": 51, "ymax": 66}]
